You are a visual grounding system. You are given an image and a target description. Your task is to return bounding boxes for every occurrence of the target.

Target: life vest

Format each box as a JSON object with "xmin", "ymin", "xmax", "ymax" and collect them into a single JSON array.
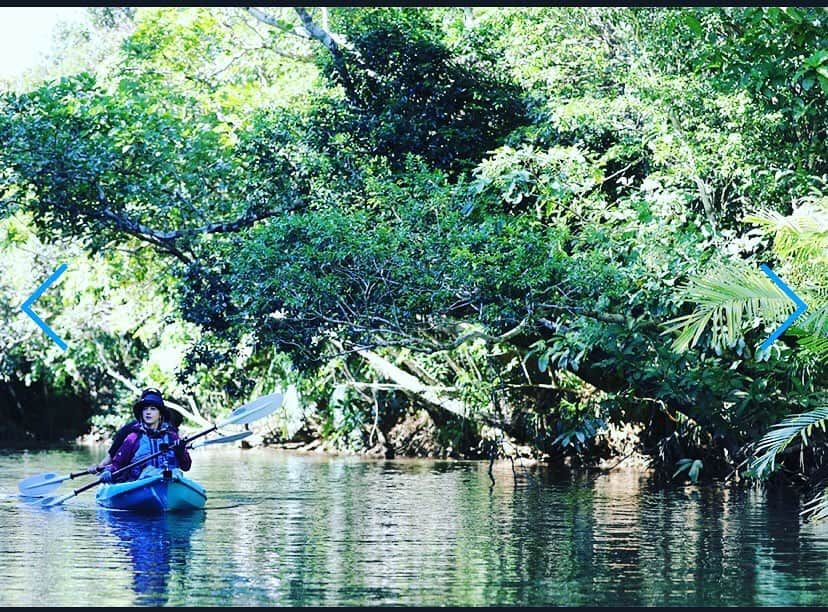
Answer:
[{"xmin": 125, "ymin": 424, "xmax": 181, "ymax": 480}]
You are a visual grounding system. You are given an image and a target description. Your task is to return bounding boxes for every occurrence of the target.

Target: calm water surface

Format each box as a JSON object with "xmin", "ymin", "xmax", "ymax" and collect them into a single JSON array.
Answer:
[{"xmin": 1, "ymin": 447, "xmax": 826, "ymax": 606}]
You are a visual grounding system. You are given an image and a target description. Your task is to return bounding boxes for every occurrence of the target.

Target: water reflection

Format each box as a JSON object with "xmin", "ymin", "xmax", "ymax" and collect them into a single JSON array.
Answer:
[
  {"xmin": 6, "ymin": 450, "xmax": 828, "ymax": 606},
  {"xmin": 97, "ymin": 510, "xmax": 205, "ymax": 606}
]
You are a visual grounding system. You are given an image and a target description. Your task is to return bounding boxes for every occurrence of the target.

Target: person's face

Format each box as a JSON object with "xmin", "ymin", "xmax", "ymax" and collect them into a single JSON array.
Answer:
[{"xmin": 142, "ymin": 405, "xmax": 161, "ymax": 428}]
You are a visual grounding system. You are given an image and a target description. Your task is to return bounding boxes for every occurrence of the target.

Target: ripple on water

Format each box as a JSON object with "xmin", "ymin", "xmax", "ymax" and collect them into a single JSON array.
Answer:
[{"xmin": 1, "ymin": 451, "xmax": 828, "ymax": 606}]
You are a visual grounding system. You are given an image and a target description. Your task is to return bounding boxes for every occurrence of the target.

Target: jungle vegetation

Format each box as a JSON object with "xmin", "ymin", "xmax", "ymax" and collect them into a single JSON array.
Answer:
[{"xmin": 2, "ymin": 7, "xmax": 828, "ymax": 514}]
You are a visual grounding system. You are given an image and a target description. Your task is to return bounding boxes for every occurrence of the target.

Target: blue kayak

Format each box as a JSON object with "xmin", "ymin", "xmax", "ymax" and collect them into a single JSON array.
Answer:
[{"xmin": 96, "ymin": 468, "xmax": 207, "ymax": 513}]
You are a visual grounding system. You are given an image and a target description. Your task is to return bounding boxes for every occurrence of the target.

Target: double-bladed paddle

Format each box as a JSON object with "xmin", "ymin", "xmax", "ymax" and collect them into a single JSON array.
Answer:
[
  {"xmin": 34, "ymin": 392, "xmax": 283, "ymax": 508},
  {"xmin": 18, "ymin": 431, "xmax": 255, "ymax": 497}
]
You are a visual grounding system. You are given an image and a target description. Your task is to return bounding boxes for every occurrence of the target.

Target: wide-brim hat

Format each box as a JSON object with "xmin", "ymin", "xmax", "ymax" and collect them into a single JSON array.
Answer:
[{"xmin": 133, "ymin": 388, "xmax": 170, "ymax": 422}]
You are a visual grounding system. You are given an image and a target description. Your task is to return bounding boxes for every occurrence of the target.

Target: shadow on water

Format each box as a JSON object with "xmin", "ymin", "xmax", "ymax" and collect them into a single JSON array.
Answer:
[{"xmin": 97, "ymin": 510, "xmax": 206, "ymax": 606}]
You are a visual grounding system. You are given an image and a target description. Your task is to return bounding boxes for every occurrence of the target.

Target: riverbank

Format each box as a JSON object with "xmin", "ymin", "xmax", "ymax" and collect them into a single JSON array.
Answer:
[{"xmin": 246, "ymin": 416, "xmax": 654, "ymax": 473}]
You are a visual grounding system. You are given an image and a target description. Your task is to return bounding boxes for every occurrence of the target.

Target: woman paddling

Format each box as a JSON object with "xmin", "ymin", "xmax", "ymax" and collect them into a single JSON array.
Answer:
[
  {"xmin": 88, "ymin": 388, "xmax": 184, "ymax": 475},
  {"xmin": 100, "ymin": 388, "xmax": 192, "ymax": 484}
]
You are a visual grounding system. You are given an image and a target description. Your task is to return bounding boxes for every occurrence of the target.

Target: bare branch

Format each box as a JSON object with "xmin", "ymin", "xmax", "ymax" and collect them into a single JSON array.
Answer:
[
  {"xmin": 293, "ymin": 6, "xmax": 370, "ymax": 95},
  {"xmin": 92, "ymin": 340, "xmax": 210, "ymax": 427},
  {"xmin": 94, "ymin": 183, "xmax": 306, "ymax": 261},
  {"xmin": 293, "ymin": 6, "xmax": 346, "ymax": 51},
  {"xmin": 246, "ymin": 7, "xmax": 309, "ymax": 38},
  {"xmin": 237, "ymin": 8, "xmax": 316, "ymax": 62}
]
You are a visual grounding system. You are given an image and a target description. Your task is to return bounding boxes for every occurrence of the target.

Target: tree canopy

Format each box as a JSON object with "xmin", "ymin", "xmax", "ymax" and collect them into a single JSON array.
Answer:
[{"xmin": 3, "ymin": 7, "xmax": 828, "ymax": 510}]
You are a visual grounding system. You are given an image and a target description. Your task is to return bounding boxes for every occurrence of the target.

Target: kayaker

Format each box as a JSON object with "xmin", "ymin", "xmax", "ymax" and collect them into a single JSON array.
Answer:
[
  {"xmin": 87, "ymin": 388, "xmax": 183, "ymax": 475},
  {"xmin": 99, "ymin": 388, "xmax": 192, "ymax": 483}
]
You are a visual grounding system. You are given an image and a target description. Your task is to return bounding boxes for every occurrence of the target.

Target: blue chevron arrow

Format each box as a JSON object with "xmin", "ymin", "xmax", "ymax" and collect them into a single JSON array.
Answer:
[
  {"xmin": 760, "ymin": 263, "xmax": 808, "ymax": 350},
  {"xmin": 21, "ymin": 263, "xmax": 68, "ymax": 351}
]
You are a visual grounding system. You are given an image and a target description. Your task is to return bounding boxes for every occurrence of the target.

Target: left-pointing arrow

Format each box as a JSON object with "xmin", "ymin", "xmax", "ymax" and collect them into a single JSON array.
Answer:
[{"xmin": 21, "ymin": 263, "xmax": 68, "ymax": 350}]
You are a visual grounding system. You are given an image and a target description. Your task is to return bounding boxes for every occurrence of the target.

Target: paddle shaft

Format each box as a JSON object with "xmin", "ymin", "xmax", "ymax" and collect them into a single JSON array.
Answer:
[{"xmin": 189, "ymin": 430, "xmax": 252, "ymax": 449}]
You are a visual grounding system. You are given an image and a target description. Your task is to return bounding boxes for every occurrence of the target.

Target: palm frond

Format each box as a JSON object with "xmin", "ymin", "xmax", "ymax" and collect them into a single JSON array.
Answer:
[
  {"xmin": 744, "ymin": 198, "xmax": 828, "ymax": 266},
  {"xmin": 796, "ymin": 302, "xmax": 828, "ymax": 338},
  {"xmin": 793, "ymin": 332, "xmax": 828, "ymax": 362},
  {"xmin": 801, "ymin": 487, "xmax": 828, "ymax": 522},
  {"xmin": 664, "ymin": 263, "xmax": 795, "ymax": 353},
  {"xmin": 748, "ymin": 406, "xmax": 828, "ymax": 479}
]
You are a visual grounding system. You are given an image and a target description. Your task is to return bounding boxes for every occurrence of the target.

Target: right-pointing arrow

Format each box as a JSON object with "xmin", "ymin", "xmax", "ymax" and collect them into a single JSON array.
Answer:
[{"xmin": 760, "ymin": 263, "xmax": 808, "ymax": 350}]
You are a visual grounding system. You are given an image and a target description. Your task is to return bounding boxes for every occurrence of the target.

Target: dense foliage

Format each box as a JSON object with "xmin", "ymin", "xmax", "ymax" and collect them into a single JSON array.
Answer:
[{"xmin": 2, "ymin": 7, "xmax": 828, "ymax": 509}]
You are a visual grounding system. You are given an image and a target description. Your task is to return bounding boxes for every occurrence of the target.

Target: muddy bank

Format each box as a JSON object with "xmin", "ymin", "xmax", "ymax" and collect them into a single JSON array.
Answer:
[{"xmin": 256, "ymin": 408, "xmax": 653, "ymax": 472}]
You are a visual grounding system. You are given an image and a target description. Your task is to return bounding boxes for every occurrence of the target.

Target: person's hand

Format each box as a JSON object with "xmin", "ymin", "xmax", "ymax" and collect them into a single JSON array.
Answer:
[
  {"xmin": 87, "ymin": 463, "xmax": 99, "ymax": 475},
  {"xmin": 100, "ymin": 470, "xmax": 113, "ymax": 484},
  {"xmin": 169, "ymin": 438, "xmax": 185, "ymax": 451}
]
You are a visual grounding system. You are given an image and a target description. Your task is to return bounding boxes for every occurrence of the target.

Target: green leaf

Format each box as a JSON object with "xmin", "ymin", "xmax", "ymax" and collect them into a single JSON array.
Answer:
[
  {"xmin": 804, "ymin": 49, "xmax": 828, "ymax": 68},
  {"xmin": 683, "ymin": 13, "xmax": 703, "ymax": 36},
  {"xmin": 781, "ymin": 7, "xmax": 804, "ymax": 23},
  {"xmin": 818, "ymin": 73, "xmax": 828, "ymax": 96},
  {"xmin": 538, "ymin": 350, "xmax": 550, "ymax": 373}
]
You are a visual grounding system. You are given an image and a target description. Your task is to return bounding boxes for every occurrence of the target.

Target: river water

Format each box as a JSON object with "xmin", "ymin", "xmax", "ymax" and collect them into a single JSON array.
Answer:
[{"xmin": 1, "ymin": 446, "xmax": 827, "ymax": 606}]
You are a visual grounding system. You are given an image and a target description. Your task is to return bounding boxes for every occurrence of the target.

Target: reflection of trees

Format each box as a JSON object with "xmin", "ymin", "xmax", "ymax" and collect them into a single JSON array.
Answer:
[
  {"xmin": 188, "ymin": 453, "xmax": 498, "ymax": 605},
  {"xmin": 755, "ymin": 489, "xmax": 828, "ymax": 606},
  {"xmin": 447, "ymin": 465, "xmax": 828, "ymax": 606},
  {"xmin": 251, "ymin": 457, "xmax": 479, "ymax": 606},
  {"xmin": 483, "ymin": 463, "xmax": 599, "ymax": 606},
  {"xmin": 99, "ymin": 510, "xmax": 205, "ymax": 606},
  {"xmin": 103, "ymin": 451, "xmax": 828, "ymax": 606}
]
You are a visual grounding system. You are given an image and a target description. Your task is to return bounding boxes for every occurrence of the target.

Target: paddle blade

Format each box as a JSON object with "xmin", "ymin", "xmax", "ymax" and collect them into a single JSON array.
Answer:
[
  {"xmin": 217, "ymin": 392, "xmax": 283, "ymax": 427},
  {"xmin": 18, "ymin": 472, "xmax": 67, "ymax": 496},
  {"xmin": 38, "ymin": 492, "xmax": 74, "ymax": 508}
]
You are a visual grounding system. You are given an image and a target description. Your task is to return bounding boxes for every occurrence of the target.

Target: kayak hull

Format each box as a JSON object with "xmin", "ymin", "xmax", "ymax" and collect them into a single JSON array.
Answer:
[{"xmin": 96, "ymin": 468, "xmax": 207, "ymax": 513}]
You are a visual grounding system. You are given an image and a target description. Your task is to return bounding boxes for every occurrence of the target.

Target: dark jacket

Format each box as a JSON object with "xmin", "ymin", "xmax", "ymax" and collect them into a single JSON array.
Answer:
[
  {"xmin": 105, "ymin": 423, "xmax": 192, "ymax": 482},
  {"xmin": 108, "ymin": 420, "xmax": 142, "ymax": 457}
]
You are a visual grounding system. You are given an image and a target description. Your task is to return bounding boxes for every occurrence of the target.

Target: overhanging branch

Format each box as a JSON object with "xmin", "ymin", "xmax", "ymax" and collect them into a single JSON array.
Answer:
[{"xmin": 95, "ymin": 183, "xmax": 304, "ymax": 261}]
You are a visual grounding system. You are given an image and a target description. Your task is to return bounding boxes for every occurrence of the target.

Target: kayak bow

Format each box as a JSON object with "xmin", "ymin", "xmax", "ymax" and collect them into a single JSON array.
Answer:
[{"xmin": 95, "ymin": 468, "xmax": 206, "ymax": 513}]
